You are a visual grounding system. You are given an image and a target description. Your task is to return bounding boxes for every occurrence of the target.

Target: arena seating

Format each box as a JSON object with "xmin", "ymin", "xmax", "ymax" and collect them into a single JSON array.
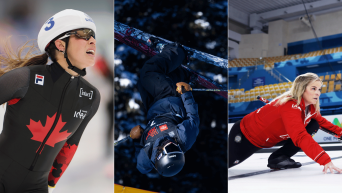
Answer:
[
  {"xmin": 228, "ymin": 47, "xmax": 342, "ymax": 69},
  {"xmin": 229, "ymin": 82, "xmax": 292, "ymax": 103},
  {"xmin": 229, "ymin": 71, "xmax": 342, "ymax": 103},
  {"xmin": 319, "ymin": 72, "xmax": 342, "ymax": 94}
]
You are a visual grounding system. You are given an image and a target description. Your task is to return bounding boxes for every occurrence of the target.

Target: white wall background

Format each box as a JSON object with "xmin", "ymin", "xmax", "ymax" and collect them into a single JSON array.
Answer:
[
  {"xmin": 286, "ymin": 10, "xmax": 342, "ymax": 43},
  {"xmin": 238, "ymin": 9, "xmax": 342, "ymax": 58},
  {"xmin": 239, "ymin": 33, "xmax": 269, "ymax": 58}
]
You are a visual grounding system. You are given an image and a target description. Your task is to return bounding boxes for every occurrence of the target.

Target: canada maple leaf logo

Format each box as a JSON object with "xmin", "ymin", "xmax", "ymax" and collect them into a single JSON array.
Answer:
[{"xmin": 27, "ymin": 113, "xmax": 71, "ymax": 152}]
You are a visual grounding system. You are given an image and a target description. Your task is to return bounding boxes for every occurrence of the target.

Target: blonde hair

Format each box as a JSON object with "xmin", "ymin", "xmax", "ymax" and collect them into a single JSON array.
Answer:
[{"xmin": 273, "ymin": 72, "xmax": 322, "ymax": 113}]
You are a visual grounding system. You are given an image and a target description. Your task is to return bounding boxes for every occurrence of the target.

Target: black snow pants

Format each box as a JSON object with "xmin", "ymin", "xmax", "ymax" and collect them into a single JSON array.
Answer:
[{"xmin": 137, "ymin": 44, "xmax": 191, "ymax": 111}]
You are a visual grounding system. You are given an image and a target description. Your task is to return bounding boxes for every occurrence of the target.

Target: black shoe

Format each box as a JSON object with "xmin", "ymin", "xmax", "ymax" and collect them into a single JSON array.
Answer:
[
  {"xmin": 148, "ymin": 37, "xmax": 192, "ymax": 64},
  {"xmin": 267, "ymin": 155, "xmax": 302, "ymax": 169},
  {"xmin": 148, "ymin": 36, "xmax": 168, "ymax": 53}
]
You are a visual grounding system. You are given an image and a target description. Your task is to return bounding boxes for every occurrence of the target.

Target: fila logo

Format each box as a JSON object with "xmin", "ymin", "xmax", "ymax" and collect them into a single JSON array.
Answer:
[
  {"xmin": 35, "ymin": 74, "xmax": 44, "ymax": 86},
  {"xmin": 74, "ymin": 109, "xmax": 87, "ymax": 119},
  {"xmin": 79, "ymin": 88, "xmax": 93, "ymax": 100},
  {"xmin": 292, "ymin": 104, "xmax": 301, "ymax": 111}
]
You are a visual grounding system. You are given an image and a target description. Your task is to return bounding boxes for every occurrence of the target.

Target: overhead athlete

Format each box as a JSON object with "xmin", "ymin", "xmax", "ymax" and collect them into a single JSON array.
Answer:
[{"xmin": 131, "ymin": 43, "xmax": 200, "ymax": 177}]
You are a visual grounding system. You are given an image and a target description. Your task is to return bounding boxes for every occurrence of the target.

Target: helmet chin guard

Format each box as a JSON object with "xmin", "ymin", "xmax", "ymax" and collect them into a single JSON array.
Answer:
[
  {"xmin": 155, "ymin": 152, "xmax": 185, "ymax": 177},
  {"xmin": 154, "ymin": 140, "xmax": 185, "ymax": 177}
]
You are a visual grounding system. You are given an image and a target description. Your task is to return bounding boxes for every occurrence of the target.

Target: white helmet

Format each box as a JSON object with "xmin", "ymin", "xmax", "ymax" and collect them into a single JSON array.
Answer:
[{"xmin": 38, "ymin": 9, "xmax": 96, "ymax": 53}]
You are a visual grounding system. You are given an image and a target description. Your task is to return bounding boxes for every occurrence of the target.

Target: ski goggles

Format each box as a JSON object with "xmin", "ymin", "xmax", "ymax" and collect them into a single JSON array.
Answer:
[
  {"xmin": 59, "ymin": 28, "xmax": 95, "ymax": 41},
  {"xmin": 157, "ymin": 142, "xmax": 183, "ymax": 160}
]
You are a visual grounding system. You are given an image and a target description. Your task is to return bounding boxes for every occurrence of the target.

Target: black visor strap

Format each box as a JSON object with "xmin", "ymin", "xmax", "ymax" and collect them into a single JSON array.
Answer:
[{"xmin": 64, "ymin": 38, "xmax": 86, "ymax": 76}]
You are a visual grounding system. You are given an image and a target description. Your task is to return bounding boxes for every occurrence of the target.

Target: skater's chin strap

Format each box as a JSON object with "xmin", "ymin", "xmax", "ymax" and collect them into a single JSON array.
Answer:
[{"xmin": 64, "ymin": 40, "xmax": 86, "ymax": 76}]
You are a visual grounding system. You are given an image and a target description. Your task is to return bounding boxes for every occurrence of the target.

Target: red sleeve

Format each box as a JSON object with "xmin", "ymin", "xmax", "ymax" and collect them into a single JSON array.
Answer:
[
  {"xmin": 314, "ymin": 113, "xmax": 342, "ymax": 137},
  {"xmin": 48, "ymin": 141, "xmax": 78, "ymax": 187},
  {"xmin": 280, "ymin": 102, "xmax": 330, "ymax": 166}
]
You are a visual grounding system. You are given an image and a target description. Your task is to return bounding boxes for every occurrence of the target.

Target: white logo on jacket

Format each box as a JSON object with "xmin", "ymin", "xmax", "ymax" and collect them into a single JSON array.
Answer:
[
  {"xmin": 304, "ymin": 112, "xmax": 316, "ymax": 125},
  {"xmin": 74, "ymin": 109, "xmax": 87, "ymax": 119},
  {"xmin": 279, "ymin": 134, "xmax": 290, "ymax": 140},
  {"xmin": 79, "ymin": 88, "xmax": 93, "ymax": 100},
  {"xmin": 144, "ymin": 142, "xmax": 151, "ymax": 147},
  {"xmin": 256, "ymin": 100, "xmax": 275, "ymax": 114},
  {"xmin": 168, "ymin": 131, "xmax": 175, "ymax": 137},
  {"xmin": 292, "ymin": 104, "xmax": 301, "ymax": 111}
]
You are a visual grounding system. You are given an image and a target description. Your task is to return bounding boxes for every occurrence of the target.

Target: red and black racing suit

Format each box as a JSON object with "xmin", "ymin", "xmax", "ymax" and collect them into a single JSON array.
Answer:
[{"xmin": 0, "ymin": 62, "xmax": 100, "ymax": 193}]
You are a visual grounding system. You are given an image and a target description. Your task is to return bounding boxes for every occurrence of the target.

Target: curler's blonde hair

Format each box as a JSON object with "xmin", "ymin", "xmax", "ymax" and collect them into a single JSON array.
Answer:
[{"xmin": 273, "ymin": 72, "xmax": 322, "ymax": 113}]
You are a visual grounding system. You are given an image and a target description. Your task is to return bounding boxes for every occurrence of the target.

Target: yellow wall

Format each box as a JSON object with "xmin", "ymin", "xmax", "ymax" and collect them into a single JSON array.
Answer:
[{"xmin": 114, "ymin": 184, "xmax": 158, "ymax": 193}]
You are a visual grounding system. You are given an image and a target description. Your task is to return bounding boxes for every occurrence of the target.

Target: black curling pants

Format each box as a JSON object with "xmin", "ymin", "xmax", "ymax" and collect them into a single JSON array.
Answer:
[
  {"xmin": 228, "ymin": 119, "xmax": 320, "ymax": 168},
  {"xmin": 268, "ymin": 119, "xmax": 319, "ymax": 163},
  {"xmin": 137, "ymin": 44, "xmax": 191, "ymax": 111},
  {"xmin": 0, "ymin": 151, "xmax": 49, "ymax": 193},
  {"xmin": 228, "ymin": 120, "xmax": 261, "ymax": 168}
]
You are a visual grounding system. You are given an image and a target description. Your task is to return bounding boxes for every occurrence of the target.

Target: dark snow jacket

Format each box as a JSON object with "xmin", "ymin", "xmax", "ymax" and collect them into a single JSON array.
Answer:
[{"xmin": 134, "ymin": 92, "xmax": 200, "ymax": 174}]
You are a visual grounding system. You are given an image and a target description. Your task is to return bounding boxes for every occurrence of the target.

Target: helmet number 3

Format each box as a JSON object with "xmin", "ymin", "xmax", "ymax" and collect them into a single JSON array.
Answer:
[{"xmin": 44, "ymin": 17, "xmax": 55, "ymax": 31}]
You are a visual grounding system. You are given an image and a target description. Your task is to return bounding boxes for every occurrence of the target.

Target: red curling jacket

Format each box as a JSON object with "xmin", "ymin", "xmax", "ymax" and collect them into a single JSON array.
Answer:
[{"xmin": 240, "ymin": 97, "xmax": 342, "ymax": 166}]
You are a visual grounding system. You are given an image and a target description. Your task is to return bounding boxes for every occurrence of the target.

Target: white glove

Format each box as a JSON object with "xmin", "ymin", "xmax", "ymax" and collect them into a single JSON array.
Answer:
[{"xmin": 48, "ymin": 186, "xmax": 55, "ymax": 193}]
